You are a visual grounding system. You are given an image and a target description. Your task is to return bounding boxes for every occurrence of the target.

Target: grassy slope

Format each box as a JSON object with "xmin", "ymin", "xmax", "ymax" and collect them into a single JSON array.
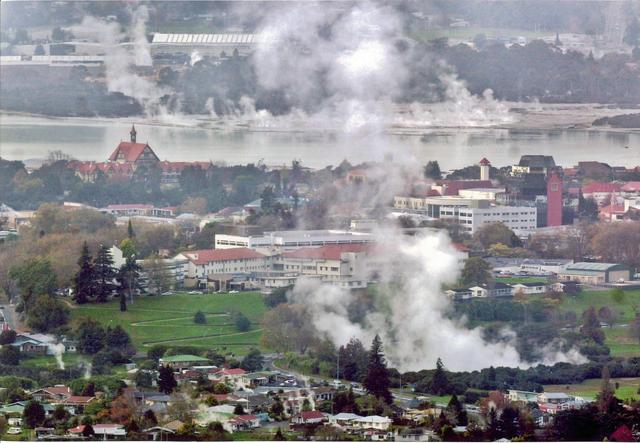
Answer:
[
  {"xmin": 544, "ymin": 377, "xmax": 640, "ymax": 401},
  {"xmin": 71, "ymin": 292, "xmax": 268, "ymax": 353},
  {"xmin": 560, "ymin": 289, "xmax": 640, "ymax": 324}
]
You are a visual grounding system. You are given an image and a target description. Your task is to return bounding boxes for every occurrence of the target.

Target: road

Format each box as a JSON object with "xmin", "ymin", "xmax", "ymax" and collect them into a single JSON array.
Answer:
[{"xmin": 0, "ymin": 300, "xmax": 21, "ymax": 331}]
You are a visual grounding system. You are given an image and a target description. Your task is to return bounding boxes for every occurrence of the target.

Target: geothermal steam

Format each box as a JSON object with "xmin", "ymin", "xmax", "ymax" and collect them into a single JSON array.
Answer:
[
  {"xmin": 250, "ymin": 2, "xmax": 514, "ymax": 134},
  {"xmin": 289, "ymin": 227, "xmax": 585, "ymax": 372}
]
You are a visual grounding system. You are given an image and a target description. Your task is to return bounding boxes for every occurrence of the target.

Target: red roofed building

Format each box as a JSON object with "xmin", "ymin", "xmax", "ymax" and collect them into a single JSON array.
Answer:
[
  {"xmin": 108, "ymin": 125, "xmax": 160, "ymax": 169},
  {"xmin": 30, "ymin": 385, "xmax": 72, "ymax": 402},
  {"xmin": 621, "ymin": 181, "xmax": 640, "ymax": 195},
  {"xmin": 600, "ymin": 203, "xmax": 630, "ymax": 222},
  {"xmin": 582, "ymin": 182, "xmax": 623, "ymax": 205},
  {"xmin": 610, "ymin": 424, "xmax": 634, "ymax": 442},
  {"xmin": 175, "ymin": 248, "xmax": 269, "ymax": 288},
  {"xmin": 433, "ymin": 180, "xmax": 494, "ymax": 196},
  {"xmin": 291, "ymin": 410, "xmax": 327, "ymax": 425},
  {"xmin": 479, "ymin": 158, "xmax": 491, "ymax": 180}
]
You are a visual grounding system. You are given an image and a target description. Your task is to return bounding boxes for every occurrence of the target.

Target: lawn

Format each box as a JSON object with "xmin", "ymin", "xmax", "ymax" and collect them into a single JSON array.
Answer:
[
  {"xmin": 71, "ymin": 292, "xmax": 268, "ymax": 354},
  {"xmin": 544, "ymin": 377, "xmax": 640, "ymax": 401},
  {"xmin": 560, "ymin": 289, "xmax": 640, "ymax": 324},
  {"xmin": 604, "ymin": 326, "xmax": 640, "ymax": 358}
]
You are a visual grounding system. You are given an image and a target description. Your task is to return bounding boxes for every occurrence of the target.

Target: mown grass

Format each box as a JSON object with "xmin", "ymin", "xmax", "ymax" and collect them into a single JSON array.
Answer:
[
  {"xmin": 544, "ymin": 377, "xmax": 640, "ymax": 401},
  {"xmin": 71, "ymin": 292, "xmax": 267, "ymax": 353},
  {"xmin": 560, "ymin": 289, "xmax": 640, "ymax": 323}
]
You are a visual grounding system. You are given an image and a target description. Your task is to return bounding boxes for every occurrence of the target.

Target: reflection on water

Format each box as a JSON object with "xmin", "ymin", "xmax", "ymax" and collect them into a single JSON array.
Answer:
[{"xmin": 0, "ymin": 115, "xmax": 638, "ymax": 169}]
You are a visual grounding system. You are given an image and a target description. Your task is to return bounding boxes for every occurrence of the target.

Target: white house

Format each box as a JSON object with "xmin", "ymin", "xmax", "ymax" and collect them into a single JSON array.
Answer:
[
  {"xmin": 353, "ymin": 415, "xmax": 392, "ymax": 431},
  {"xmin": 511, "ymin": 282, "xmax": 549, "ymax": 295}
]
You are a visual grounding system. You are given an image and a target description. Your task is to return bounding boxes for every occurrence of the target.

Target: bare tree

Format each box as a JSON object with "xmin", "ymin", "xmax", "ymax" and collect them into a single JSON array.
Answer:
[{"xmin": 144, "ymin": 256, "xmax": 173, "ymax": 295}]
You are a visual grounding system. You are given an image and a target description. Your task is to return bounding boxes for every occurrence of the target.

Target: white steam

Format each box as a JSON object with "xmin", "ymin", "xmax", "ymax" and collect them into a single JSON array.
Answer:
[
  {"xmin": 50, "ymin": 343, "xmax": 65, "ymax": 370},
  {"xmin": 70, "ymin": 6, "xmax": 166, "ymax": 115},
  {"xmin": 246, "ymin": 1, "xmax": 515, "ymax": 135},
  {"xmin": 289, "ymin": 228, "xmax": 585, "ymax": 372}
]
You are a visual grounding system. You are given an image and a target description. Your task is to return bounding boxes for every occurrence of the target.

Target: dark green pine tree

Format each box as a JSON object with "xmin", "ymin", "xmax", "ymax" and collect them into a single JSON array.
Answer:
[
  {"xmin": 127, "ymin": 219, "xmax": 136, "ymax": 238},
  {"xmin": 158, "ymin": 364, "xmax": 177, "ymax": 394},
  {"xmin": 446, "ymin": 393, "xmax": 468, "ymax": 425},
  {"xmin": 428, "ymin": 358, "xmax": 451, "ymax": 396},
  {"xmin": 93, "ymin": 244, "xmax": 116, "ymax": 303},
  {"xmin": 73, "ymin": 242, "xmax": 94, "ymax": 304},
  {"xmin": 363, "ymin": 334, "xmax": 393, "ymax": 404}
]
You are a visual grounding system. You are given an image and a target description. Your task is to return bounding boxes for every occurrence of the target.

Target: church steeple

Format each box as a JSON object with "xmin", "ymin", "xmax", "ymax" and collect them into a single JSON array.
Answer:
[{"xmin": 130, "ymin": 124, "xmax": 137, "ymax": 143}]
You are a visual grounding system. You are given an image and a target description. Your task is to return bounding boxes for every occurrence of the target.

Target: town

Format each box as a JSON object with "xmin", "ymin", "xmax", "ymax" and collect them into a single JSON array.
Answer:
[
  {"xmin": 2, "ymin": 1, "xmax": 640, "ymax": 442},
  {"xmin": 1, "ymin": 123, "xmax": 639, "ymax": 441}
]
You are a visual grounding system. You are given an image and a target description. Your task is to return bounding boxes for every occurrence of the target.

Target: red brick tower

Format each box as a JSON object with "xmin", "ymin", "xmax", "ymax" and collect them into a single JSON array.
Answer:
[{"xmin": 547, "ymin": 171, "xmax": 563, "ymax": 226}]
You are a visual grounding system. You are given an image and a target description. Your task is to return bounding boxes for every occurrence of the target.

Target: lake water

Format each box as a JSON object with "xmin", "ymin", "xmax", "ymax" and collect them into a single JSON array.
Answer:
[{"xmin": 0, "ymin": 114, "xmax": 639, "ymax": 170}]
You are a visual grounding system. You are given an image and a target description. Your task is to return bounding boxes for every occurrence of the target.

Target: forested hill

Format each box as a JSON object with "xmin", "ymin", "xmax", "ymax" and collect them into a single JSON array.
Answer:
[{"xmin": 1, "ymin": 40, "xmax": 639, "ymax": 118}]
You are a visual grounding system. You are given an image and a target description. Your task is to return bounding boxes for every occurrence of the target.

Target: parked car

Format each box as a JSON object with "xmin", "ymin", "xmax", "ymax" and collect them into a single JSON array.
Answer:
[
  {"xmin": 188, "ymin": 290, "xmax": 203, "ymax": 294},
  {"xmin": 7, "ymin": 427, "xmax": 22, "ymax": 435}
]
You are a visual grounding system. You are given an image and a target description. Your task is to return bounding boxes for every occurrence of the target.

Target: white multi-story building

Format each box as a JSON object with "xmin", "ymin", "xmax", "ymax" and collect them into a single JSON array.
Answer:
[
  {"xmin": 439, "ymin": 205, "xmax": 537, "ymax": 237},
  {"xmin": 214, "ymin": 230, "xmax": 374, "ymax": 252},
  {"xmin": 175, "ymin": 248, "xmax": 270, "ymax": 288}
]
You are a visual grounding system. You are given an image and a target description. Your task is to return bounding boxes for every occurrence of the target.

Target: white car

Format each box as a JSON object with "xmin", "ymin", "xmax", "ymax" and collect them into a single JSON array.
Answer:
[
  {"xmin": 7, "ymin": 427, "xmax": 22, "ymax": 435},
  {"xmin": 229, "ymin": 290, "xmax": 239, "ymax": 294}
]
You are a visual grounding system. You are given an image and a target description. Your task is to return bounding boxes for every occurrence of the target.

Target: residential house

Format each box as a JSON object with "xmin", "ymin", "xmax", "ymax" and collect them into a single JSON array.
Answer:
[
  {"xmin": 62, "ymin": 396, "xmax": 94, "ymax": 414},
  {"xmin": 328, "ymin": 412, "xmax": 363, "ymax": 428},
  {"xmin": 159, "ymin": 354, "xmax": 210, "ymax": 371},
  {"xmin": 508, "ymin": 390, "xmax": 539, "ymax": 403},
  {"xmin": 511, "ymin": 282, "xmax": 549, "ymax": 295},
  {"xmin": 469, "ymin": 282, "xmax": 513, "ymax": 298},
  {"xmin": 290, "ymin": 410, "xmax": 327, "ymax": 425},
  {"xmin": 29, "ymin": 385, "xmax": 72, "ymax": 403},
  {"xmin": 222, "ymin": 414, "xmax": 261, "ymax": 433},
  {"xmin": 209, "ymin": 368, "xmax": 248, "ymax": 389},
  {"xmin": 353, "ymin": 415, "xmax": 392, "ymax": 431},
  {"xmin": 444, "ymin": 288, "xmax": 473, "ymax": 300},
  {"xmin": 312, "ymin": 386, "xmax": 336, "ymax": 403}
]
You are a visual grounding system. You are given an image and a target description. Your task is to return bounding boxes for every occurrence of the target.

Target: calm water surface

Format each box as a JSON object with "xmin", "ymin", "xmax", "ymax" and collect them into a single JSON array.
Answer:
[{"xmin": 0, "ymin": 114, "xmax": 638, "ymax": 169}]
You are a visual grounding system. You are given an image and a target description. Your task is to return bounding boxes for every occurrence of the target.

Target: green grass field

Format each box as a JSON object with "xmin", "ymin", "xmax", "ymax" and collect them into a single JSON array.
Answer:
[
  {"xmin": 71, "ymin": 292, "xmax": 268, "ymax": 354},
  {"xmin": 560, "ymin": 289, "xmax": 640, "ymax": 324},
  {"xmin": 544, "ymin": 377, "xmax": 640, "ymax": 401}
]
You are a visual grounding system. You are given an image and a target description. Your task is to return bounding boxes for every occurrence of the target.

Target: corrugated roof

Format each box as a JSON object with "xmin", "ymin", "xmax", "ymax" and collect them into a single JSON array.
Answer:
[{"xmin": 564, "ymin": 262, "xmax": 622, "ymax": 271}]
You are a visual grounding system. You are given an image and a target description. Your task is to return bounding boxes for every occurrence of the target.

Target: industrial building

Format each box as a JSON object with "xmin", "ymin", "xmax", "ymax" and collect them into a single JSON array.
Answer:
[
  {"xmin": 557, "ymin": 262, "xmax": 631, "ymax": 285},
  {"xmin": 151, "ymin": 33, "xmax": 268, "ymax": 57}
]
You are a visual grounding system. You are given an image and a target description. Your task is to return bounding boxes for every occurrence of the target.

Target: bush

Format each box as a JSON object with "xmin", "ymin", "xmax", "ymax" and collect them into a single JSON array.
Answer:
[
  {"xmin": 147, "ymin": 345, "xmax": 168, "ymax": 361},
  {"xmin": 194, "ymin": 311, "xmax": 206, "ymax": 324},
  {"xmin": 234, "ymin": 312, "xmax": 250, "ymax": 332},
  {"xmin": 0, "ymin": 345, "xmax": 21, "ymax": 365},
  {"xmin": 0, "ymin": 330, "xmax": 17, "ymax": 345}
]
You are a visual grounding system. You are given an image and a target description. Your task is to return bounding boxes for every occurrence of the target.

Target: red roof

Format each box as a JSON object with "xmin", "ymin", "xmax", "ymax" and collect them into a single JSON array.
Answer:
[
  {"xmin": 68, "ymin": 425, "xmax": 86, "ymax": 434},
  {"xmin": 621, "ymin": 181, "xmax": 640, "ymax": 192},
  {"xmin": 235, "ymin": 415, "xmax": 258, "ymax": 421},
  {"xmin": 282, "ymin": 244, "xmax": 372, "ymax": 261},
  {"xmin": 452, "ymin": 243, "xmax": 469, "ymax": 252},
  {"xmin": 479, "ymin": 157, "xmax": 491, "ymax": 166},
  {"xmin": 41, "ymin": 386, "xmax": 71, "ymax": 397},
  {"xmin": 436, "ymin": 180, "xmax": 494, "ymax": 196},
  {"xmin": 600, "ymin": 204, "xmax": 626, "ymax": 215},
  {"xmin": 297, "ymin": 411, "xmax": 326, "ymax": 420},
  {"xmin": 108, "ymin": 142, "xmax": 154, "ymax": 163},
  {"xmin": 217, "ymin": 368, "xmax": 246, "ymax": 376},
  {"xmin": 582, "ymin": 182, "xmax": 622, "ymax": 194},
  {"xmin": 182, "ymin": 249, "xmax": 264, "ymax": 265}
]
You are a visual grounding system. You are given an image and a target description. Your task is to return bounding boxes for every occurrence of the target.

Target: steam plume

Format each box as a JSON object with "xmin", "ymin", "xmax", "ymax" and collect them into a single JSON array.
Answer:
[
  {"xmin": 50, "ymin": 343, "xmax": 65, "ymax": 370},
  {"xmin": 289, "ymin": 228, "xmax": 586, "ymax": 372}
]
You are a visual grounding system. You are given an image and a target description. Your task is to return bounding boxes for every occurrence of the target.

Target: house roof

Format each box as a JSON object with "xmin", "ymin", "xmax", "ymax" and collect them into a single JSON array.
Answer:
[
  {"xmin": 354, "ymin": 415, "xmax": 391, "ymax": 423},
  {"xmin": 64, "ymin": 396, "xmax": 95, "ymax": 404},
  {"xmin": 540, "ymin": 392, "xmax": 571, "ymax": 399},
  {"xmin": 296, "ymin": 411, "xmax": 326, "ymax": 420},
  {"xmin": 33, "ymin": 385, "xmax": 71, "ymax": 397},
  {"xmin": 582, "ymin": 182, "xmax": 622, "ymax": 194},
  {"xmin": 282, "ymin": 243, "xmax": 372, "ymax": 261},
  {"xmin": 564, "ymin": 262, "xmax": 626, "ymax": 272},
  {"xmin": 108, "ymin": 142, "xmax": 156, "ymax": 163},
  {"xmin": 217, "ymin": 368, "xmax": 246, "ymax": 376},
  {"xmin": 517, "ymin": 155, "xmax": 555, "ymax": 168},
  {"xmin": 512, "ymin": 282, "xmax": 547, "ymax": 287},
  {"xmin": 160, "ymin": 354, "xmax": 209, "ymax": 363},
  {"xmin": 332, "ymin": 413, "xmax": 362, "ymax": 420},
  {"xmin": 181, "ymin": 248, "xmax": 264, "ymax": 265},
  {"xmin": 621, "ymin": 181, "xmax": 640, "ymax": 192}
]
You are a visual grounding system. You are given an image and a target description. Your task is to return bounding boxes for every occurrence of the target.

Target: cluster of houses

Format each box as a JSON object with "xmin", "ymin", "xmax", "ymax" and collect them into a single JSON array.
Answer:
[{"xmin": 507, "ymin": 389, "xmax": 589, "ymax": 421}]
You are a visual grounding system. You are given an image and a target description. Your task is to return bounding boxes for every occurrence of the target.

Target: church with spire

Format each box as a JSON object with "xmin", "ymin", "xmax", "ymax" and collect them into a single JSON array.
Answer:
[{"xmin": 107, "ymin": 124, "xmax": 160, "ymax": 170}]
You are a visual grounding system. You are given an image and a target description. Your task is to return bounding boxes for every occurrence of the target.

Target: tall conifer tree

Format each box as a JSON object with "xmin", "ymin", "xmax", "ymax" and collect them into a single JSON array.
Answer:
[{"xmin": 363, "ymin": 334, "xmax": 393, "ymax": 404}]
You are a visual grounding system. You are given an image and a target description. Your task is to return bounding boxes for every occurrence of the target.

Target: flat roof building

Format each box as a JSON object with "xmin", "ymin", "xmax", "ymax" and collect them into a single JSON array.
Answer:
[{"xmin": 558, "ymin": 262, "xmax": 631, "ymax": 285}]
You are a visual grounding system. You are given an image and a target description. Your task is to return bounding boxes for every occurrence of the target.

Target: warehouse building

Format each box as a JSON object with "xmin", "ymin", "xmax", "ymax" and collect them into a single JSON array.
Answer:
[{"xmin": 557, "ymin": 262, "xmax": 631, "ymax": 285}]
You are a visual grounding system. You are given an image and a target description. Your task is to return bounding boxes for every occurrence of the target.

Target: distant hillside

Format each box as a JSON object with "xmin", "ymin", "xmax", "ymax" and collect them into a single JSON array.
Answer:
[{"xmin": 593, "ymin": 113, "xmax": 640, "ymax": 129}]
